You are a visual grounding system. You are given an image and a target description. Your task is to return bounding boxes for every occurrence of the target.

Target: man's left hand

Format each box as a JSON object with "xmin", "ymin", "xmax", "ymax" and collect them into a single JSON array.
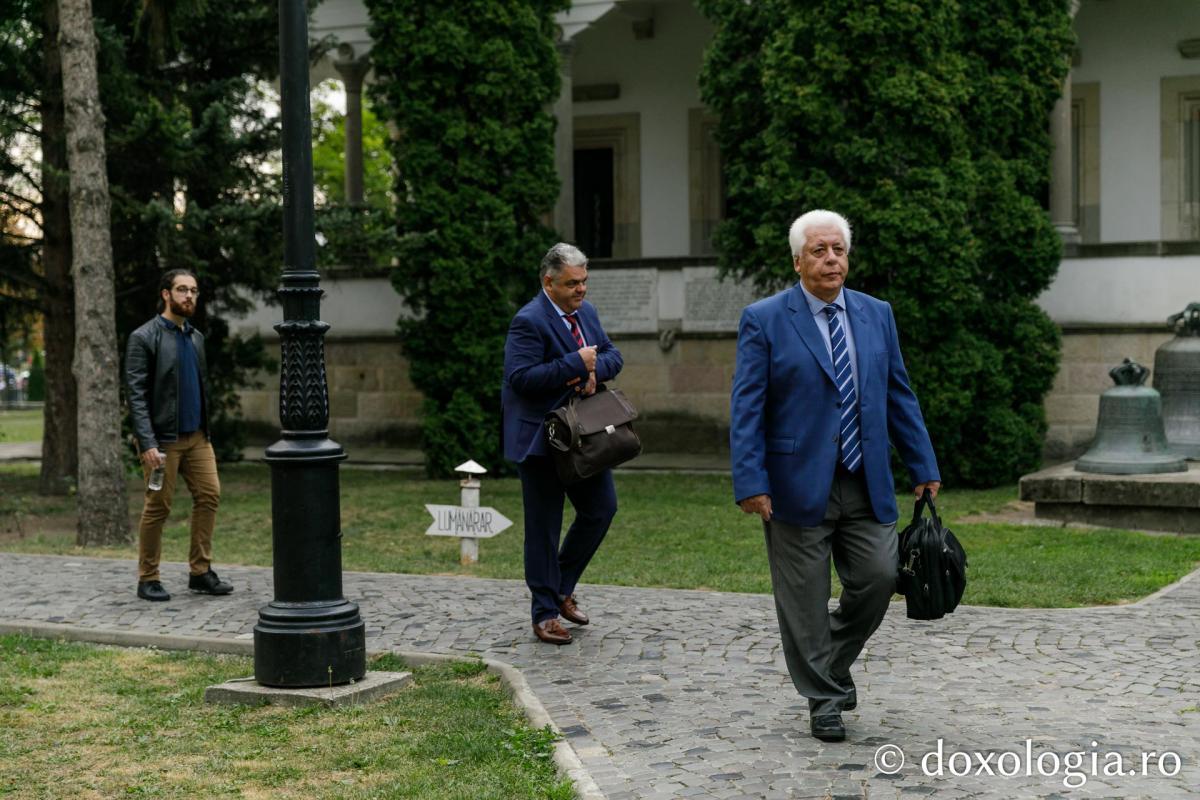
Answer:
[
  {"xmin": 914, "ymin": 481, "xmax": 941, "ymax": 499},
  {"xmin": 582, "ymin": 372, "xmax": 596, "ymax": 396}
]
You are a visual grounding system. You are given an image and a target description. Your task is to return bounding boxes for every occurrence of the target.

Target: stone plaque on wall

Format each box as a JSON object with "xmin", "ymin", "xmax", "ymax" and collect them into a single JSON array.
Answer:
[
  {"xmin": 584, "ymin": 268, "xmax": 659, "ymax": 334},
  {"xmin": 682, "ymin": 267, "xmax": 763, "ymax": 332}
]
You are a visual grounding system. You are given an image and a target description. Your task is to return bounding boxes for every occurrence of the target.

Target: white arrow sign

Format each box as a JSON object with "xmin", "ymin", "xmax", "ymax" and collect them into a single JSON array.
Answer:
[{"xmin": 424, "ymin": 504, "xmax": 513, "ymax": 539}]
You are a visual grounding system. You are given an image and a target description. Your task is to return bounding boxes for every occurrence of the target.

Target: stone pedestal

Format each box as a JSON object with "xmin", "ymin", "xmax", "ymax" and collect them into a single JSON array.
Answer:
[
  {"xmin": 1019, "ymin": 461, "xmax": 1200, "ymax": 533},
  {"xmin": 205, "ymin": 670, "xmax": 412, "ymax": 709}
]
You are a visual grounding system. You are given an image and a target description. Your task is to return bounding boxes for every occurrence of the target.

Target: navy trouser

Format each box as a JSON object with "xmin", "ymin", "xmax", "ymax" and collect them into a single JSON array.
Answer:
[{"xmin": 517, "ymin": 455, "xmax": 617, "ymax": 624}]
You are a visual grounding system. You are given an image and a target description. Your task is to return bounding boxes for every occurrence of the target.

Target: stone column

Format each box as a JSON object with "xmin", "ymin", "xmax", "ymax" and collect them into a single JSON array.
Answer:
[
  {"xmin": 1050, "ymin": 1, "xmax": 1081, "ymax": 243},
  {"xmin": 1049, "ymin": 73, "xmax": 1079, "ymax": 243},
  {"xmin": 552, "ymin": 37, "xmax": 576, "ymax": 242},
  {"xmin": 334, "ymin": 45, "xmax": 371, "ymax": 206}
]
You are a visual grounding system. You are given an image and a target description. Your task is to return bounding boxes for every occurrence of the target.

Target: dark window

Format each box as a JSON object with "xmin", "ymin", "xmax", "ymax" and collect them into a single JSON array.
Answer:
[{"xmin": 574, "ymin": 148, "xmax": 614, "ymax": 258}]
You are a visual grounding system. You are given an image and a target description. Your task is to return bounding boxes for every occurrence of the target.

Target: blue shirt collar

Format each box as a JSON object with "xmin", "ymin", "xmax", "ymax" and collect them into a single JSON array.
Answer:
[
  {"xmin": 157, "ymin": 314, "xmax": 192, "ymax": 334},
  {"xmin": 798, "ymin": 282, "xmax": 846, "ymax": 316}
]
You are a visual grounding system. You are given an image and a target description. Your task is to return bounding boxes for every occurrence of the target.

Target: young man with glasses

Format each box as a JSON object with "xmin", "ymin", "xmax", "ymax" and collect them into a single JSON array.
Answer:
[{"xmin": 125, "ymin": 269, "xmax": 232, "ymax": 601}]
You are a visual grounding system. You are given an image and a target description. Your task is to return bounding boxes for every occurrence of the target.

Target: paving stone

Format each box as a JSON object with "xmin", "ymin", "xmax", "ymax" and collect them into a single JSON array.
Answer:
[{"xmin": 2, "ymin": 553, "xmax": 1199, "ymax": 799}]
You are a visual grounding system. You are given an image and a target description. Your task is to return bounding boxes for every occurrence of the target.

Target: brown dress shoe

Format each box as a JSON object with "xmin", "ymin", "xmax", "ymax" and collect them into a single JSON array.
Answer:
[
  {"xmin": 533, "ymin": 617, "xmax": 573, "ymax": 645},
  {"xmin": 558, "ymin": 594, "xmax": 589, "ymax": 626}
]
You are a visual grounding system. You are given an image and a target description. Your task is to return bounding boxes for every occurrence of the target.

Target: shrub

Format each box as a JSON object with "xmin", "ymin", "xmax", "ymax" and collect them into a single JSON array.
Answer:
[
  {"xmin": 365, "ymin": 0, "xmax": 564, "ymax": 476},
  {"xmin": 698, "ymin": 0, "xmax": 1072, "ymax": 486}
]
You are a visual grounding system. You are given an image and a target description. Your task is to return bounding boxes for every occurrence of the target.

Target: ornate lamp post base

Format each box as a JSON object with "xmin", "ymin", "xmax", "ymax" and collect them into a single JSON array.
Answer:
[
  {"xmin": 254, "ymin": 439, "xmax": 365, "ymax": 687},
  {"xmin": 254, "ymin": 599, "xmax": 365, "ymax": 688}
]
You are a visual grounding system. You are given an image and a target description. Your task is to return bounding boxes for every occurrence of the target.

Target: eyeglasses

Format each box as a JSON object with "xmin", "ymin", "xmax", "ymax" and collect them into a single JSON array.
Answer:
[{"xmin": 172, "ymin": 287, "xmax": 200, "ymax": 297}]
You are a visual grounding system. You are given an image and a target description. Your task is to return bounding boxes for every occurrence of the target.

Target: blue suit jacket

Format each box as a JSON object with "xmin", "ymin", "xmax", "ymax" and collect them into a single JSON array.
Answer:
[
  {"xmin": 730, "ymin": 284, "xmax": 939, "ymax": 526},
  {"xmin": 502, "ymin": 292, "xmax": 623, "ymax": 463}
]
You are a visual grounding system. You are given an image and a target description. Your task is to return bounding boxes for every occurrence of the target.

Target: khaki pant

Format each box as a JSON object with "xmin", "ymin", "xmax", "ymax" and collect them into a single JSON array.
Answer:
[{"xmin": 137, "ymin": 431, "xmax": 221, "ymax": 582}]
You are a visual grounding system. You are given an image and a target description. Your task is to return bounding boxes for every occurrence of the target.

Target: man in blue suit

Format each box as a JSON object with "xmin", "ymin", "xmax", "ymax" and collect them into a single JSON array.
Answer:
[
  {"xmin": 730, "ymin": 210, "xmax": 940, "ymax": 742},
  {"xmin": 503, "ymin": 243, "xmax": 623, "ymax": 645}
]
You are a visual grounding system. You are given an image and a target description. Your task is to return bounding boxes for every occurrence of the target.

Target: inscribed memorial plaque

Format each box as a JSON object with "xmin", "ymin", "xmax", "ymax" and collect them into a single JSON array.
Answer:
[
  {"xmin": 584, "ymin": 268, "xmax": 658, "ymax": 334},
  {"xmin": 683, "ymin": 267, "xmax": 763, "ymax": 332}
]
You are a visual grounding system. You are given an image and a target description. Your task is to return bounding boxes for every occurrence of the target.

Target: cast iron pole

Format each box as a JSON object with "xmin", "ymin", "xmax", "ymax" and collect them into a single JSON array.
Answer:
[{"xmin": 253, "ymin": 0, "xmax": 366, "ymax": 687}]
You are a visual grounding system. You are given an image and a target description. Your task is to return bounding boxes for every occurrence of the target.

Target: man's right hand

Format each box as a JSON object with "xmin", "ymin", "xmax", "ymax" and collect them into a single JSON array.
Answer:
[
  {"xmin": 578, "ymin": 346, "xmax": 597, "ymax": 372},
  {"xmin": 739, "ymin": 494, "xmax": 772, "ymax": 521},
  {"xmin": 140, "ymin": 448, "xmax": 165, "ymax": 470}
]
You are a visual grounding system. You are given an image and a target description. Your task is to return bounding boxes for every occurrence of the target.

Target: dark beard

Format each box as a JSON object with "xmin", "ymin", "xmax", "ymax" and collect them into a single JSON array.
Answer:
[{"xmin": 168, "ymin": 298, "xmax": 195, "ymax": 318}]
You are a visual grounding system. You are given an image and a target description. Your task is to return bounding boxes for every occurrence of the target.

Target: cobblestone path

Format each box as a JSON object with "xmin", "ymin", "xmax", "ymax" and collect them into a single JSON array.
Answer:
[{"xmin": 2, "ymin": 553, "xmax": 1197, "ymax": 799}]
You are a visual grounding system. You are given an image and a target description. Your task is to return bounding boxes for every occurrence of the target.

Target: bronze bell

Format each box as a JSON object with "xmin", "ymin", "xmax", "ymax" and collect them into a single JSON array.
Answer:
[
  {"xmin": 1153, "ymin": 303, "xmax": 1200, "ymax": 459},
  {"xmin": 1076, "ymin": 358, "xmax": 1187, "ymax": 474}
]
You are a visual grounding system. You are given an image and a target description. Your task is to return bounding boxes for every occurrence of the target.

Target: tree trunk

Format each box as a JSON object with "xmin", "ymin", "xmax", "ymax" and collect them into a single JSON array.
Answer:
[
  {"xmin": 39, "ymin": 0, "xmax": 79, "ymax": 496},
  {"xmin": 59, "ymin": 0, "xmax": 130, "ymax": 546}
]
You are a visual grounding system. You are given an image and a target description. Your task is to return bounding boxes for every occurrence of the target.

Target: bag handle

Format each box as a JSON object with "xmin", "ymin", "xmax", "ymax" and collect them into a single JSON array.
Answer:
[{"xmin": 909, "ymin": 486, "xmax": 941, "ymax": 529}]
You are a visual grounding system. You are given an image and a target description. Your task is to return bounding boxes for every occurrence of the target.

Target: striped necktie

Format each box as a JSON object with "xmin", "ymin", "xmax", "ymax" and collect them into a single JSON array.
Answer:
[
  {"xmin": 824, "ymin": 304, "xmax": 861, "ymax": 473},
  {"xmin": 566, "ymin": 313, "xmax": 585, "ymax": 347}
]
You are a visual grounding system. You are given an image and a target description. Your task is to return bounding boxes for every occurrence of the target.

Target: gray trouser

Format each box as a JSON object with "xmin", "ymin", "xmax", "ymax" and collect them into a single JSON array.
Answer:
[{"xmin": 763, "ymin": 470, "xmax": 897, "ymax": 715}]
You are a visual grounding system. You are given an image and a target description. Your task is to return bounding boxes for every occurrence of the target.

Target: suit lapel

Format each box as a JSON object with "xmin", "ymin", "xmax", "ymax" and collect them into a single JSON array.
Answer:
[
  {"xmin": 538, "ymin": 291, "xmax": 577, "ymax": 353},
  {"xmin": 787, "ymin": 285, "xmax": 836, "ymax": 385},
  {"xmin": 845, "ymin": 290, "xmax": 874, "ymax": 393}
]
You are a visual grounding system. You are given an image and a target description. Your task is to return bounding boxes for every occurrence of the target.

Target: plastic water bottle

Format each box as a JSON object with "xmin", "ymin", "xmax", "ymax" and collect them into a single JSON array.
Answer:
[{"xmin": 148, "ymin": 464, "xmax": 165, "ymax": 492}]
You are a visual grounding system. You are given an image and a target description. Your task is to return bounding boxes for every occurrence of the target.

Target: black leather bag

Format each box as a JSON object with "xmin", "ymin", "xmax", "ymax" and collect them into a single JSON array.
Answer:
[
  {"xmin": 897, "ymin": 489, "xmax": 967, "ymax": 620},
  {"xmin": 544, "ymin": 385, "xmax": 642, "ymax": 485}
]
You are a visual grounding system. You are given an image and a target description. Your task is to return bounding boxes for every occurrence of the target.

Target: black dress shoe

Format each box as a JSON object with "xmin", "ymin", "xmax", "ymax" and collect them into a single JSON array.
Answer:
[
  {"xmin": 188, "ymin": 569, "xmax": 233, "ymax": 595},
  {"xmin": 811, "ymin": 713, "xmax": 846, "ymax": 742},
  {"xmin": 137, "ymin": 580, "xmax": 170, "ymax": 602},
  {"xmin": 836, "ymin": 676, "xmax": 857, "ymax": 711}
]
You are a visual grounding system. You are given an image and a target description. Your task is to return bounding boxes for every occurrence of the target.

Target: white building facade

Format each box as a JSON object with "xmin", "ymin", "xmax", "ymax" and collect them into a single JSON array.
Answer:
[{"xmin": 233, "ymin": 0, "xmax": 1200, "ymax": 461}]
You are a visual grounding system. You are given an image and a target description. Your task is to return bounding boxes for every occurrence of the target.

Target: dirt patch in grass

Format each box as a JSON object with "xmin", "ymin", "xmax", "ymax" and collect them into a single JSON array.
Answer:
[{"xmin": 0, "ymin": 510, "xmax": 78, "ymax": 541}]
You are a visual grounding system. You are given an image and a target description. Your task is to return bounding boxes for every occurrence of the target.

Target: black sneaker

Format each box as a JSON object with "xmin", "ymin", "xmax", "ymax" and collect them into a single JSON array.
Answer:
[
  {"xmin": 188, "ymin": 569, "xmax": 233, "ymax": 595},
  {"xmin": 137, "ymin": 580, "xmax": 171, "ymax": 602}
]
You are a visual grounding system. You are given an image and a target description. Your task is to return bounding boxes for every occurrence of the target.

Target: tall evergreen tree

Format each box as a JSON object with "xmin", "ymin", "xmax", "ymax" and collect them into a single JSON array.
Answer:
[
  {"xmin": 1, "ymin": 0, "xmax": 284, "ymax": 481},
  {"xmin": 0, "ymin": 0, "xmax": 78, "ymax": 493},
  {"xmin": 96, "ymin": 0, "xmax": 283, "ymax": 461},
  {"xmin": 366, "ymin": 0, "xmax": 564, "ymax": 476},
  {"xmin": 698, "ymin": 0, "xmax": 1072, "ymax": 487}
]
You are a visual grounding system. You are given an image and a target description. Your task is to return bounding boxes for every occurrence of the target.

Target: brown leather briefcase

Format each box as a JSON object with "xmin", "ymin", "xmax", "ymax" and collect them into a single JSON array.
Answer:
[{"xmin": 543, "ymin": 386, "xmax": 642, "ymax": 484}]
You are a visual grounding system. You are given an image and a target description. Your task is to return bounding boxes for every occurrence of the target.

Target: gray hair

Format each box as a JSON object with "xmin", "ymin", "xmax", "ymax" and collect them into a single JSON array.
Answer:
[
  {"xmin": 788, "ymin": 210, "xmax": 852, "ymax": 257},
  {"xmin": 540, "ymin": 242, "xmax": 588, "ymax": 279}
]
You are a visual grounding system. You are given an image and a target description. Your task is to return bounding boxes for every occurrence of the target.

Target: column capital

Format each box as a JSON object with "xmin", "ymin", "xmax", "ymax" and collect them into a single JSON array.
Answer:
[
  {"xmin": 555, "ymin": 37, "xmax": 576, "ymax": 73},
  {"xmin": 333, "ymin": 44, "xmax": 371, "ymax": 90}
]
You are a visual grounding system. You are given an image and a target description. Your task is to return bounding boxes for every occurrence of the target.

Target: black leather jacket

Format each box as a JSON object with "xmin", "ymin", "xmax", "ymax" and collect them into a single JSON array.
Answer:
[{"xmin": 125, "ymin": 316, "xmax": 210, "ymax": 451}]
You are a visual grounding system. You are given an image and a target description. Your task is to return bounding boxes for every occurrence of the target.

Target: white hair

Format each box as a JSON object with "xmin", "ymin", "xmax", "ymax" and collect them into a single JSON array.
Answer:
[
  {"xmin": 540, "ymin": 242, "xmax": 588, "ymax": 278},
  {"xmin": 788, "ymin": 210, "xmax": 852, "ymax": 257}
]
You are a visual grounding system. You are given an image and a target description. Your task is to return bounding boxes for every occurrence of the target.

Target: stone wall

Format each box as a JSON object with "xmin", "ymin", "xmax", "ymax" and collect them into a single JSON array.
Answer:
[
  {"xmin": 232, "ymin": 260, "xmax": 1196, "ymax": 464},
  {"xmin": 239, "ymin": 338, "xmax": 423, "ymax": 446},
  {"xmin": 238, "ymin": 327, "xmax": 1179, "ymax": 465}
]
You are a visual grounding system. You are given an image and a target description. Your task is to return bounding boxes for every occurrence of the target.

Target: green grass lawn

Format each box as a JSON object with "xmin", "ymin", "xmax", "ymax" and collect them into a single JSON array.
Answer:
[
  {"xmin": 0, "ymin": 634, "xmax": 572, "ymax": 800},
  {"xmin": 0, "ymin": 409, "xmax": 43, "ymax": 443},
  {"xmin": 2, "ymin": 461, "xmax": 1199, "ymax": 607}
]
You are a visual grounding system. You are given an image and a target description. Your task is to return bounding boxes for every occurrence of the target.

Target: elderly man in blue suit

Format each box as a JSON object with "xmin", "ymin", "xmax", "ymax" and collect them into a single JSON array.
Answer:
[
  {"xmin": 503, "ymin": 243, "xmax": 623, "ymax": 645},
  {"xmin": 730, "ymin": 210, "xmax": 940, "ymax": 742}
]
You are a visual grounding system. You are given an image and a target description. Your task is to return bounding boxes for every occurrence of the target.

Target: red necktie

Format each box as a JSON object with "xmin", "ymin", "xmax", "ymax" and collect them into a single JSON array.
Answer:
[{"xmin": 566, "ymin": 314, "xmax": 584, "ymax": 347}]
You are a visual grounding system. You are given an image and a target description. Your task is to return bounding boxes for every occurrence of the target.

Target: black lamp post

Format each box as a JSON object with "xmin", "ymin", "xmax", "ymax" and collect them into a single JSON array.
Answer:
[{"xmin": 253, "ymin": 0, "xmax": 366, "ymax": 688}]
